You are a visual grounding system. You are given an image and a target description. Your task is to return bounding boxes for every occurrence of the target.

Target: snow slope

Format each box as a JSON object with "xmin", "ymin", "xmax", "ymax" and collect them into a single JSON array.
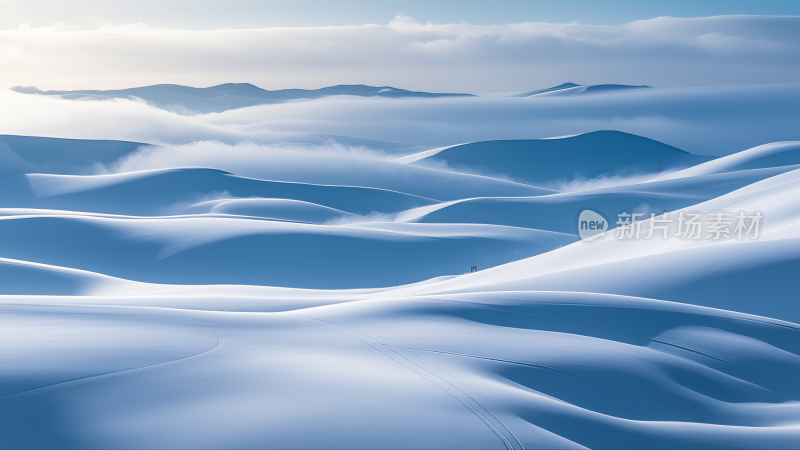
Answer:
[
  {"xmin": 0, "ymin": 134, "xmax": 144, "ymax": 175},
  {"xmin": 21, "ymin": 168, "xmax": 437, "ymax": 216},
  {"xmin": 511, "ymin": 82, "xmax": 652, "ymax": 97},
  {"xmin": 0, "ymin": 212, "xmax": 575, "ymax": 288},
  {"xmin": 3, "ymin": 129, "xmax": 800, "ymax": 448},
  {"xmin": 657, "ymin": 141, "xmax": 800, "ymax": 180}
]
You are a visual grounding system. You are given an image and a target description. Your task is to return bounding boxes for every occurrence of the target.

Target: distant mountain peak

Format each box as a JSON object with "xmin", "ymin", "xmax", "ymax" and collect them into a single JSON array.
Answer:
[
  {"xmin": 208, "ymin": 82, "xmax": 267, "ymax": 91},
  {"xmin": 10, "ymin": 86, "xmax": 45, "ymax": 94},
  {"xmin": 553, "ymin": 82, "xmax": 580, "ymax": 89}
]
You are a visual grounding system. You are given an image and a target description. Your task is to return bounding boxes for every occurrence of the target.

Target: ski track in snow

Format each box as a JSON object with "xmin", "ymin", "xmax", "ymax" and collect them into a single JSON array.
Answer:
[
  {"xmin": 0, "ymin": 316, "xmax": 225, "ymax": 400},
  {"xmin": 300, "ymin": 314, "xmax": 524, "ymax": 450}
]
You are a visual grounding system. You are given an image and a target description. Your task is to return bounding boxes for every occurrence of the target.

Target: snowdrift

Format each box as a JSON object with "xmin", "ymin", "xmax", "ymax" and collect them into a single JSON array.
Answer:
[{"xmin": 4, "ymin": 129, "xmax": 800, "ymax": 448}]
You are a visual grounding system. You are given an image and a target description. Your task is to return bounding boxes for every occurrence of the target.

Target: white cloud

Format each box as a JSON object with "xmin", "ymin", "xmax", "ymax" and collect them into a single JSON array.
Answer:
[{"xmin": 0, "ymin": 15, "xmax": 798, "ymax": 92}]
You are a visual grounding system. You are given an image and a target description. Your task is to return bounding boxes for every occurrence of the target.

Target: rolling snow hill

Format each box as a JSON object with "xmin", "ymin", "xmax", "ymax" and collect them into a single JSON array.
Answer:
[{"xmin": 3, "ymin": 128, "xmax": 800, "ymax": 448}]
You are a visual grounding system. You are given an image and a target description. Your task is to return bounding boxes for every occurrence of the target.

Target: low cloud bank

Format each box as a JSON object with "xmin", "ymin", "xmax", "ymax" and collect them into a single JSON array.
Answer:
[
  {"xmin": 2, "ymin": 82, "xmax": 800, "ymax": 157},
  {"xmin": 96, "ymin": 140, "xmax": 389, "ymax": 179}
]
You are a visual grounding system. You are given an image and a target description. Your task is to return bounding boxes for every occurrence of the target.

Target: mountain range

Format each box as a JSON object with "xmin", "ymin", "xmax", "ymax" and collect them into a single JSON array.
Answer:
[
  {"xmin": 11, "ymin": 83, "xmax": 474, "ymax": 113},
  {"xmin": 11, "ymin": 82, "xmax": 652, "ymax": 114}
]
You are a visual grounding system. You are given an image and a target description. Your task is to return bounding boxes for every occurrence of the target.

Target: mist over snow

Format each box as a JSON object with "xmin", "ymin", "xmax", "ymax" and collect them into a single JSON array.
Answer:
[
  {"xmin": 96, "ymin": 140, "xmax": 393, "ymax": 182},
  {"xmin": 3, "ymin": 83, "xmax": 800, "ymax": 155},
  {"xmin": 4, "ymin": 5, "xmax": 800, "ymax": 449}
]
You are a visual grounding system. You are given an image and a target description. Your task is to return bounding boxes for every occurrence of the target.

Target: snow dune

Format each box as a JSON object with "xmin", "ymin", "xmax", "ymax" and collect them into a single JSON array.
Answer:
[
  {"xmin": 0, "ymin": 212, "xmax": 574, "ymax": 288},
  {"xmin": 184, "ymin": 198, "xmax": 361, "ymax": 223},
  {"xmin": 402, "ymin": 130, "xmax": 711, "ymax": 186},
  {"xmin": 395, "ymin": 165, "xmax": 792, "ymax": 231},
  {"xmin": 22, "ymin": 168, "xmax": 437, "ymax": 216},
  {"xmin": 408, "ymin": 162, "xmax": 800, "ymax": 322},
  {"xmin": 656, "ymin": 141, "xmax": 800, "ymax": 180},
  {"xmin": 510, "ymin": 82, "xmax": 652, "ymax": 97},
  {"xmin": 4, "ymin": 130, "xmax": 800, "ymax": 448}
]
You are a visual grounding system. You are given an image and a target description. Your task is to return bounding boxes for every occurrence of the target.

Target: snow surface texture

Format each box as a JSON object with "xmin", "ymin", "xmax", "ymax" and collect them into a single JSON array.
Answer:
[{"xmin": 2, "ymin": 111, "xmax": 800, "ymax": 447}]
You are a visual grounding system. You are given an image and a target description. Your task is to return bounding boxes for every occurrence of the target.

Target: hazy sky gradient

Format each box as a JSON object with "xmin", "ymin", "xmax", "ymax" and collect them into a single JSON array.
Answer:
[{"xmin": 1, "ymin": 1, "xmax": 798, "ymax": 92}]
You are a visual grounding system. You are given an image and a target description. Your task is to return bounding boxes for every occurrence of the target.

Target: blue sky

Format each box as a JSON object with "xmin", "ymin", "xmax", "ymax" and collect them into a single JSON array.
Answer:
[{"xmin": 2, "ymin": 0, "xmax": 799, "ymax": 29}]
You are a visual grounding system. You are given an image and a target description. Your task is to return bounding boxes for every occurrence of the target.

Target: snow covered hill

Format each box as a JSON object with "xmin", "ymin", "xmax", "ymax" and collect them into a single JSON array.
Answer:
[
  {"xmin": 399, "ymin": 130, "xmax": 712, "ymax": 186},
  {"xmin": 3, "ymin": 127, "xmax": 800, "ymax": 448}
]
